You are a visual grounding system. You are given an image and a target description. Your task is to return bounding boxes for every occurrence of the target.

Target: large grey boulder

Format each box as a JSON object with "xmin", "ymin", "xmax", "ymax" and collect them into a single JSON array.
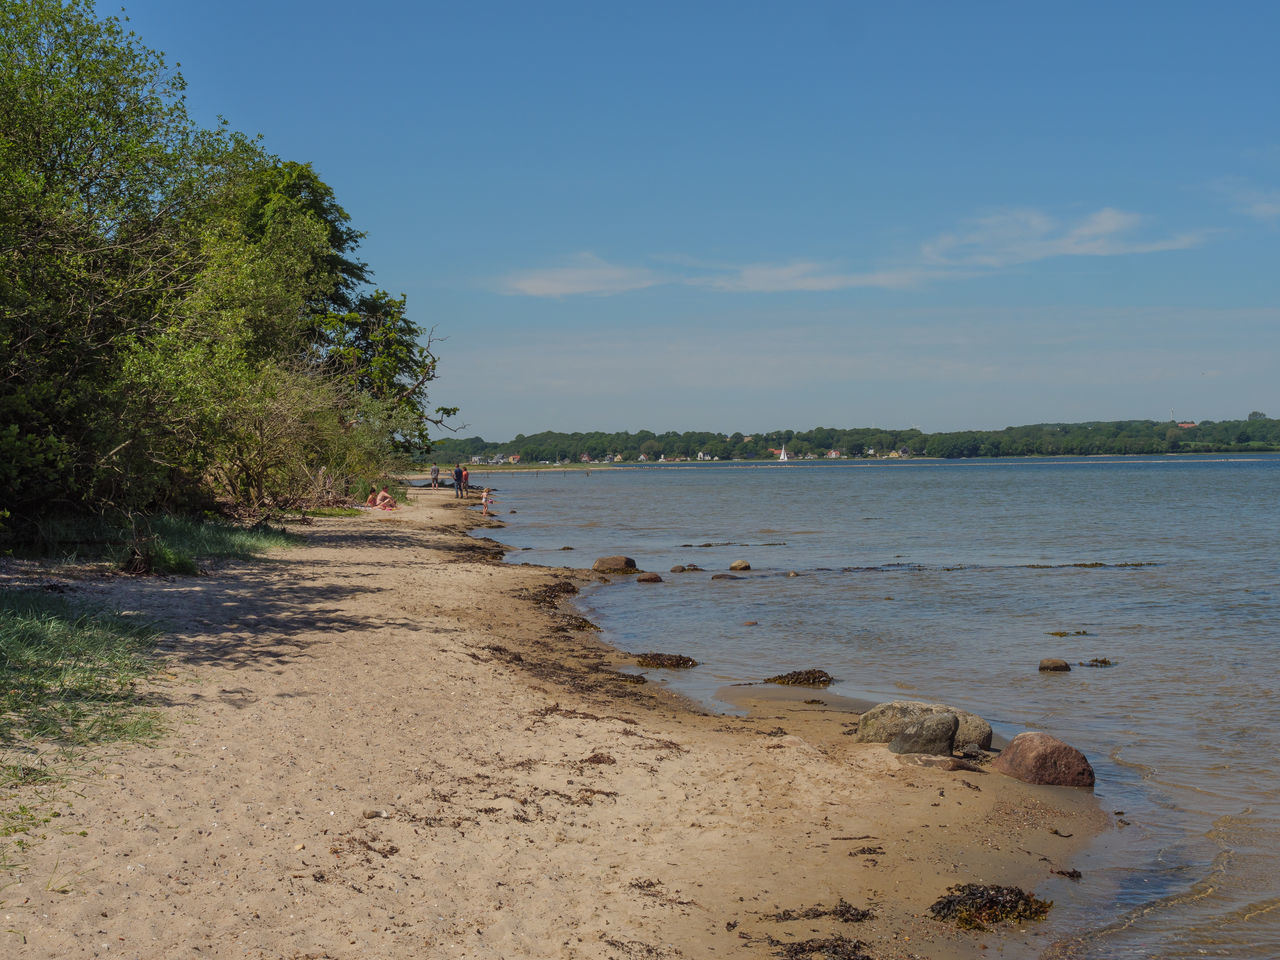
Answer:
[
  {"xmin": 991, "ymin": 732, "xmax": 1095, "ymax": 789},
  {"xmin": 855, "ymin": 700, "xmax": 993, "ymax": 751},
  {"xmin": 888, "ymin": 713, "xmax": 958, "ymax": 755},
  {"xmin": 592, "ymin": 556, "xmax": 637, "ymax": 573}
]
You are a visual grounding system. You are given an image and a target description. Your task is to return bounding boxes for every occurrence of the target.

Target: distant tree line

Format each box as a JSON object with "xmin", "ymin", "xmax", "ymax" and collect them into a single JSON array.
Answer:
[
  {"xmin": 434, "ymin": 415, "xmax": 1280, "ymax": 464},
  {"xmin": 1, "ymin": 1, "xmax": 453, "ymax": 539}
]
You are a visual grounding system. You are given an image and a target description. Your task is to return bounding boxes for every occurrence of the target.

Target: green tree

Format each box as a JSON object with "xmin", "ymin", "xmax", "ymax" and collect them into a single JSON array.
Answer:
[{"xmin": 0, "ymin": 0, "xmax": 212, "ymax": 516}]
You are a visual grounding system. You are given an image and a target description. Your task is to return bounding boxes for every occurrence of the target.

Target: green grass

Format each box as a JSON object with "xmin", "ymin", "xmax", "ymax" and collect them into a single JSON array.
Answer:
[
  {"xmin": 12, "ymin": 513, "xmax": 301, "ymax": 575},
  {"xmin": 0, "ymin": 591, "xmax": 161, "ymax": 747},
  {"xmin": 292, "ymin": 506, "xmax": 362, "ymax": 518}
]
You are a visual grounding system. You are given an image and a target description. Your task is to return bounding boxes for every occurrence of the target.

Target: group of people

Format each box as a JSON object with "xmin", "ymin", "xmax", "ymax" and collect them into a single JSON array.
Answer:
[
  {"xmin": 364, "ymin": 465, "xmax": 494, "ymax": 516},
  {"xmin": 364, "ymin": 485, "xmax": 398, "ymax": 510},
  {"xmin": 428, "ymin": 463, "xmax": 496, "ymax": 515}
]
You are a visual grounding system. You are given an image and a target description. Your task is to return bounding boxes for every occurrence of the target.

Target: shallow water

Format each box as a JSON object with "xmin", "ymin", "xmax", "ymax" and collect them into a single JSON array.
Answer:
[{"xmin": 469, "ymin": 456, "xmax": 1280, "ymax": 958}]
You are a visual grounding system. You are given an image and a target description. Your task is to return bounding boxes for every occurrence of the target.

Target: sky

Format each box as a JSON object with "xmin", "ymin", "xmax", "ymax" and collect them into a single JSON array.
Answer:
[{"xmin": 117, "ymin": 0, "xmax": 1279, "ymax": 440}]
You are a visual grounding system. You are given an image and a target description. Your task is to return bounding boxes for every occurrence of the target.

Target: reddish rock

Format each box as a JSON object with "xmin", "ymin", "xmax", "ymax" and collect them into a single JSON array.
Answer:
[
  {"xmin": 992, "ymin": 732, "xmax": 1095, "ymax": 789},
  {"xmin": 1039, "ymin": 658, "xmax": 1071, "ymax": 672},
  {"xmin": 592, "ymin": 555, "xmax": 637, "ymax": 573},
  {"xmin": 635, "ymin": 572, "xmax": 663, "ymax": 583}
]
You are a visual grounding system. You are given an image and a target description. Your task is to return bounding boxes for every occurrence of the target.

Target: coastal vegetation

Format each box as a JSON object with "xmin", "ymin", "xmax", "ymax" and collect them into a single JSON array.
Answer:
[
  {"xmin": 436, "ymin": 413, "xmax": 1280, "ymax": 463},
  {"xmin": 0, "ymin": 0, "xmax": 453, "ymax": 551}
]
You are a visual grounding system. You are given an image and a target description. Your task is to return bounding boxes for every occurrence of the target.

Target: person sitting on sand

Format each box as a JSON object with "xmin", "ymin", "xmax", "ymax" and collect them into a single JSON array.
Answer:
[
  {"xmin": 365, "ymin": 485, "xmax": 378, "ymax": 507},
  {"xmin": 481, "ymin": 488, "xmax": 495, "ymax": 516},
  {"xmin": 375, "ymin": 486, "xmax": 397, "ymax": 509}
]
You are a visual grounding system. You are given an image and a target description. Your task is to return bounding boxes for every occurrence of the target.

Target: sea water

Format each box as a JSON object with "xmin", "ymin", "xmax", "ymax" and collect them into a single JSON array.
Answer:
[{"xmin": 466, "ymin": 456, "xmax": 1280, "ymax": 958}]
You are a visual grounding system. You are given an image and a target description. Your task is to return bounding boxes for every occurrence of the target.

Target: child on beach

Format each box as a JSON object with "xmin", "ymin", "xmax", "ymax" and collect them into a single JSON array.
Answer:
[{"xmin": 481, "ymin": 488, "xmax": 495, "ymax": 516}]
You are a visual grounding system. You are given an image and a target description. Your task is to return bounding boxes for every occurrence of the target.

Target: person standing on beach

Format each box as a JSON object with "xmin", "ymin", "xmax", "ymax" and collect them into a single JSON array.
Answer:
[
  {"xmin": 461, "ymin": 465, "xmax": 470, "ymax": 496},
  {"xmin": 452, "ymin": 464, "xmax": 463, "ymax": 498},
  {"xmin": 481, "ymin": 488, "xmax": 495, "ymax": 516},
  {"xmin": 430, "ymin": 463, "xmax": 440, "ymax": 489}
]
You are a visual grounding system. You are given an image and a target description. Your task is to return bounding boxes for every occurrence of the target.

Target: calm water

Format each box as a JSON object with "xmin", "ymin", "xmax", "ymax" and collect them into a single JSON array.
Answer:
[{"xmin": 467, "ymin": 456, "xmax": 1280, "ymax": 958}]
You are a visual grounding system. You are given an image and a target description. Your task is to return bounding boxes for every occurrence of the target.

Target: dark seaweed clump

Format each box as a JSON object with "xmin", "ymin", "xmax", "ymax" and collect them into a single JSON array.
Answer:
[
  {"xmin": 768, "ymin": 899, "xmax": 872, "ymax": 924},
  {"xmin": 767, "ymin": 934, "xmax": 872, "ymax": 959},
  {"xmin": 635, "ymin": 652, "xmax": 698, "ymax": 669},
  {"xmin": 764, "ymin": 669, "xmax": 833, "ymax": 687},
  {"xmin": 1080, "ymin": 657, "xmax": 1115, "ymax": 667},
  {"xmin": 928, "ymin": 883, "xmax": 1052, "ymax": 931}
]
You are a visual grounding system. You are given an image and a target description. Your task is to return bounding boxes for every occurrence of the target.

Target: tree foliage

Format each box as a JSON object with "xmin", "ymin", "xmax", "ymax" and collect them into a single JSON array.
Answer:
[
  {"xmin": 437, "ymin": 417, "xmax": 1280, "ymax": 464},
  {"xmin": 0, "ymin": 0, "xmax": 450, "ymax": 533}
]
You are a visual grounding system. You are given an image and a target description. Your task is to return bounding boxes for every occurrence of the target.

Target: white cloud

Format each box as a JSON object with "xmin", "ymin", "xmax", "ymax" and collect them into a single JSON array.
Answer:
[
  {"xmin": 501, "ymin": 253, "xmax": 664, "ymax": 297},
  {"xmin": 501, "ymin": 205, "xmax": 1204, "ymax": 298},
  {"xmin": 691, "ymin": 260, "xmax": 941, "ymax": 293},
  {"xmin": 1214, "ymin": 177, "xmax": 1280, "ymax": 222},
  {"xmin": 923, "ymin": 207, "xmax": 1203, "ymax": 267}
]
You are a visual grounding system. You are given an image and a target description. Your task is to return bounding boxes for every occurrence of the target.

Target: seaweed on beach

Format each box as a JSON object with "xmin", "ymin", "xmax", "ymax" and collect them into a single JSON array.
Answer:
[
  {"xmin": 764, "ymin": 669, "xmax": 834, "ymax": 687},
  {"xmin": 768, "ymin": 899, "xmax": 873, "ymax": 924},
  {"xmin": 928, "ymin": 883, "xmax": 1052, "ymax": 931},
  {"xmin": 515, "ymin": 578, "xmax": 579, "ymax": 608},
  {"xmin": 766, "ymin": 934, "xmax": 873, "ymax": 959},
  {"xmin": 635, "ymin": 652, "xmax": 698, "ymax": 669}
]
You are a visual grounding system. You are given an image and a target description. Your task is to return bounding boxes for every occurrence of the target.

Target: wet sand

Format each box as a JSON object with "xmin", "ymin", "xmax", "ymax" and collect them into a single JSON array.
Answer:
[{"xmin": 2, "ymin": 488, "xmax": 1108, "ymax": 958}]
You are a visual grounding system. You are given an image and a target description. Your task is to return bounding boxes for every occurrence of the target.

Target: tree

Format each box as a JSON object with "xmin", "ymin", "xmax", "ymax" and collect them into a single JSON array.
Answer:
[{"xmin": 0, "ymin": 0, "xmax": 211, "ymax": 516}]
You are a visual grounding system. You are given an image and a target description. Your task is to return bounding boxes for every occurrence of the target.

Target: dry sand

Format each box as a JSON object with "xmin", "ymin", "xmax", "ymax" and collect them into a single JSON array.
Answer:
[{"xmin": 2, "ymin": 489, "xmax": 1109, "ymax": 959}]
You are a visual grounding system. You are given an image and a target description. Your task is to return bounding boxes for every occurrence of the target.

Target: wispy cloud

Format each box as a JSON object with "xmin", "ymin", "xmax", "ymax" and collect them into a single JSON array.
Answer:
[
  {"xmin": 502, "ymin": 253, "xmax": 664, "ymax": 297},
  {"xmin": 500, "ymin": 206, "xmax": 1204, "ymax": 297},
  {"xmin": 922, "ymin": 207, "xmax": 1204, "ymax": 267},
  {"xmin": 1213, "ymin": 177, "xmax": 1280, "ymax": 222},
  {"xmin": 690, "ymin": 261, "xmax": 941, "ymax": 293}
]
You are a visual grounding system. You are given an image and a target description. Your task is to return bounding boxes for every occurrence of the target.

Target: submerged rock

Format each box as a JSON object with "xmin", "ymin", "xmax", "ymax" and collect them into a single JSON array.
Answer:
[
  {"xmin": 856, "ymin": 700, "xmax": 993, "ymax": 751},
  {"xmin": 764, "ymin": 669, "xmax": 834, "ymax": 687},
  {"xmin": 888, "ymin": 713, "xmax": 958, "ymax": 755},
  {"xmin": 710, "ymin": 573, "xmax": 742, "ymax": 580},
  {"xmin": 635, "ymin": 652, "xmax": 698, "ymax": 668},
  {"xmin": 991, "ymin": 731, "xmax": 1095, "ymax": 788},
  {"xmin": 635, "ymin": 572, "xmax": 663, "ymax": 583},
  {"xmin": 1039, "ymin": 658, "xmax": 1071, "ymax": 672},
  {"xmin": 669, "ymin": 564, "xmax": 686, "ymax": 573},
  {"xmin": 592, "ymin": 555, "xmax": 637, "ymax": 573}
]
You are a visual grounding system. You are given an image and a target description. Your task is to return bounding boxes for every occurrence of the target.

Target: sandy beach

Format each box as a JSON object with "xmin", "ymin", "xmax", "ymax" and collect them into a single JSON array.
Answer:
[{"xmin": 2, "ymin": 489, "xmax": 1108, "ymax": 959}]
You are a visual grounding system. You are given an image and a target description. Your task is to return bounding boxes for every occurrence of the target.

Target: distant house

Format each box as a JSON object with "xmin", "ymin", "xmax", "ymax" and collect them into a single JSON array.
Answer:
[
  {"xmin": 470, "ymin": 456, "xmax": 484, "ymax": 464},
  {"xmin": 508, "ymin": 454, "xmax": 520, "ymax": 464},
  {"xmin": 580, "ymin": 453, "xmax": 592, "ymax": 462},
  {"xmin": 637, "ymin": 453, "xmax": 648, "ymax": 462},
  {"xmin": 1178, "ymin": 422, "xmax": 1197, "ymax": 429},
  {"xmin": 827, "ymin": 450, "xmax": 841, "ymax": 458},
  {"xmin": 613, "ymin": 454, "xmax": 624, "ymax": 462}
]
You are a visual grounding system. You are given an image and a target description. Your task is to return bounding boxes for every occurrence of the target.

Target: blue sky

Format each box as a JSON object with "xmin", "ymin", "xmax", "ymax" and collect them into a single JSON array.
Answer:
[{"xmin": 120, "ymin": 0, "xmax": 1278, "ymax": 439}]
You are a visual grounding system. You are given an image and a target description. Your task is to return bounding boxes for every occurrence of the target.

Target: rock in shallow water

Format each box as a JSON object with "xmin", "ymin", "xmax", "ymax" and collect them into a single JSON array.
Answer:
[
  {"xmin": 1039, "ymin": 658, "xmax": 1071, "ymax": 672},
  {"xmin": 592, "ymin": 555, "xmax": 637, "ymax": 573},
  {"xmin": 729, "ymin": 559, "xmax": 752, "ymax": 571},
  {"xmin": 635, "ymin": 571, "xmax": 663, "ymax": 583},
  {"xmin": 991, "ymin": 731, "xmax": 1095, "ymax": 788}
]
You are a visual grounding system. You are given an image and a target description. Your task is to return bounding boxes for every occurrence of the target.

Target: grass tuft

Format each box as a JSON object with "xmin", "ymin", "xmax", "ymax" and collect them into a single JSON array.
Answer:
[{"xmin": 0, "ymin": 591, "xmax": 161, "ymax": 747}]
